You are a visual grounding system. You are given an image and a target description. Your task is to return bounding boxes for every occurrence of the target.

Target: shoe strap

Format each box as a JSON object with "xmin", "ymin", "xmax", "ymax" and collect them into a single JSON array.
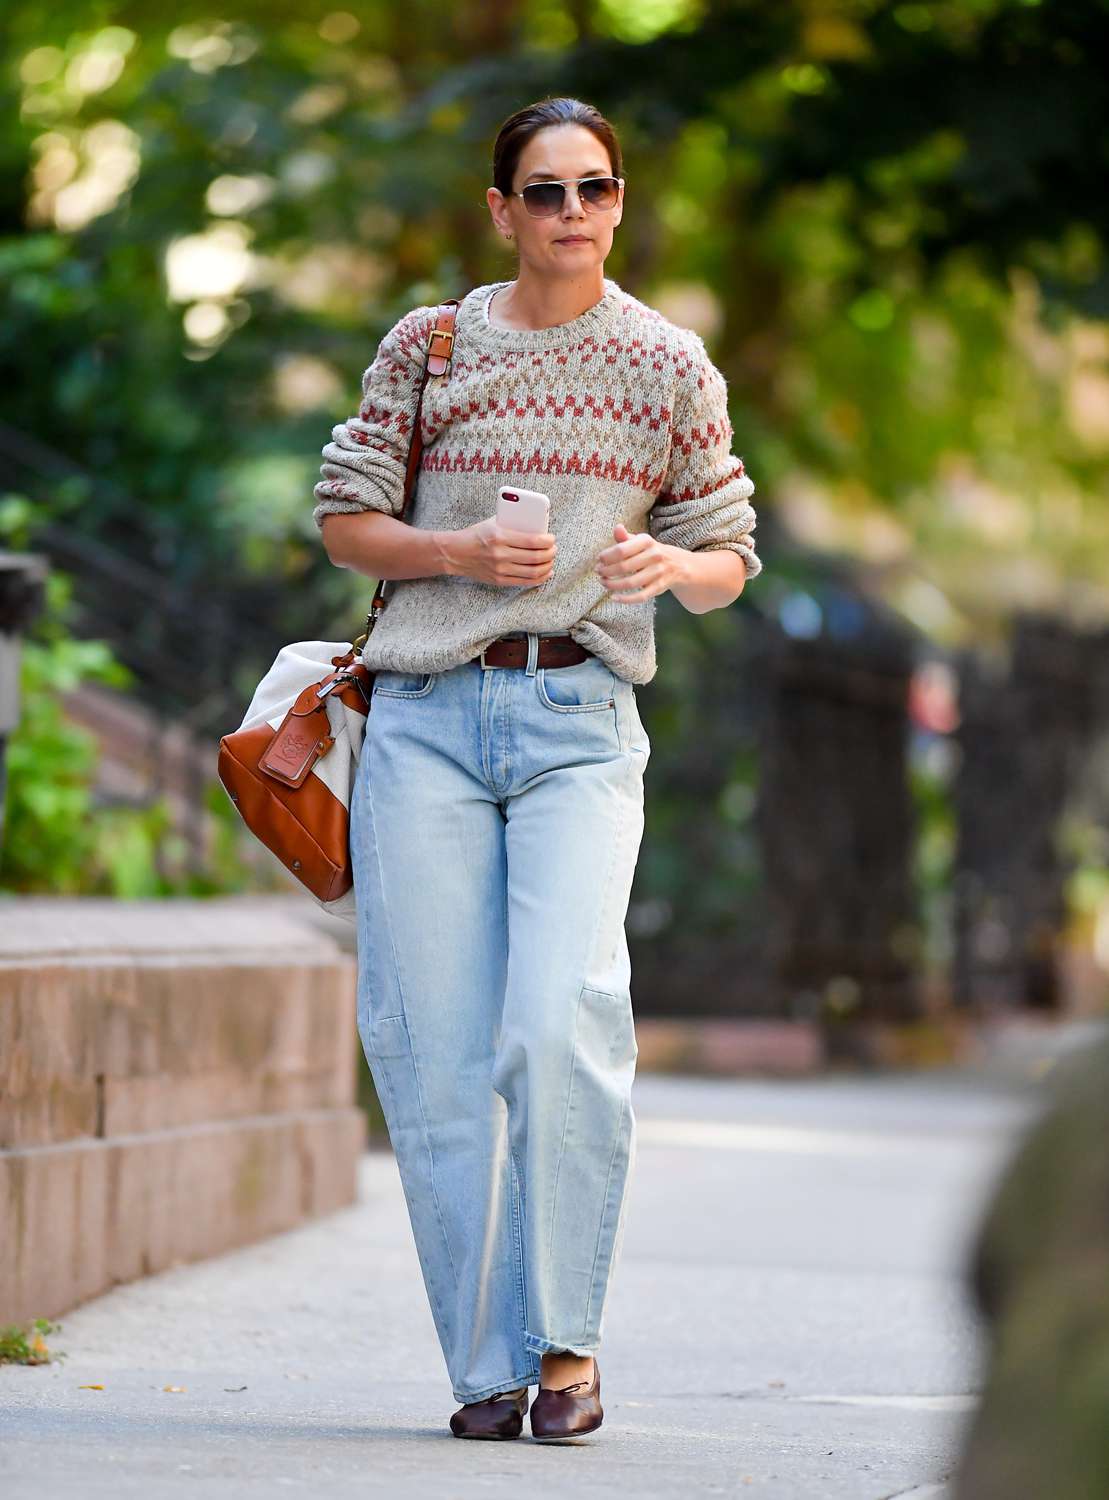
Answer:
[{"xmin": 547, "ymin": 1360, "xmax": 595, "ymax": 1395}]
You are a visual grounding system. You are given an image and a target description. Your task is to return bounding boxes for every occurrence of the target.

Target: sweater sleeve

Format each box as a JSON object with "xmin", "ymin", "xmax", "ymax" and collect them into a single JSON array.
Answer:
[
  {"xmin": 312, "ymin": 306, "xmax": 435, "ymax": 530},
  {"xmin": 648, "ymin": 337, "xmax": 762, "ymax": 580}
]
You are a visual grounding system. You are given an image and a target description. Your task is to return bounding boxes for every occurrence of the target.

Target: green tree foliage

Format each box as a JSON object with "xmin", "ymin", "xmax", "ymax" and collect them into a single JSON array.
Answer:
[
  {"xmin": 1, "ymin": 0, "xmax": 1105, "ymax": 642},
  {"xmin": 0, "ymin": 565, "xmax": 170, "ymax": 893},
  {"xmin": 0, "ymin": 0, "xmax": 1104, "ymax": 927},
  {"xmin": 0, "ymin": 497, "xmax": 257, "ymax": 896}
]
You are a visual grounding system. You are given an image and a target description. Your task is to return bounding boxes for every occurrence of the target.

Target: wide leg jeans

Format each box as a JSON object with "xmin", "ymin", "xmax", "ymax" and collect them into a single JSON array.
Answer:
[{"xmin": 350, "ymin": 633, "xmax": 651, "ymax": 1403}]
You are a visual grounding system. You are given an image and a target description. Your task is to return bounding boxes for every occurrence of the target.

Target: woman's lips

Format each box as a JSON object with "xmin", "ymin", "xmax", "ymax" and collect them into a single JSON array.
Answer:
[{"xmin": 557, "ymin": 236, "xmax": 590, "ymax": 245}]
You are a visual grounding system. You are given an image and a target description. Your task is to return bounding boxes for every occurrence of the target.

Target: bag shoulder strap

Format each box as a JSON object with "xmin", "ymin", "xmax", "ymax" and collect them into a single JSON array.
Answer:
[
  {"xmin": 399, "ymin": 299, "xmax": 460, "ymax": 522},
  {"xmin": 362, "ymin": 297, "xmax": 461, "ymax": 638}
]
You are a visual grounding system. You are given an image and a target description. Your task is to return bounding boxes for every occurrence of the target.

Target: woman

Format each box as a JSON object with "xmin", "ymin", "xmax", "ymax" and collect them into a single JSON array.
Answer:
[{"xmin": 314, "ymin": 96, "xmax": 762, "ymax": 1443}]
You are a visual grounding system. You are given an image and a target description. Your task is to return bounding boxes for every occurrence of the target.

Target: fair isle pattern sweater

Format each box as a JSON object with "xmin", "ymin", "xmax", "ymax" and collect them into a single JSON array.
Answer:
[{"xmin": 313, "ymin": 276, "xmax": 762, "ymax": 686}]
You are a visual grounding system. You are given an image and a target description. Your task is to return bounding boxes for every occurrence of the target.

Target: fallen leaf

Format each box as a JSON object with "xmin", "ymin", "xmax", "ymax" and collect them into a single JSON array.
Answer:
[
  {"xmin": 78, "ymin": 1384, "xmax": 104, "ymax": 1391},
  {"xmin": 163, "ymin": 1385, "xmax": 187, "ymax": 1393}
]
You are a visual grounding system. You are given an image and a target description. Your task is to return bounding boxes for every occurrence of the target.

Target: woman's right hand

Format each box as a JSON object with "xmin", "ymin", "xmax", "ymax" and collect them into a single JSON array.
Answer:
[{"xmin": 442, "ymin": 517, "xmax": 557, "ymax": 587}]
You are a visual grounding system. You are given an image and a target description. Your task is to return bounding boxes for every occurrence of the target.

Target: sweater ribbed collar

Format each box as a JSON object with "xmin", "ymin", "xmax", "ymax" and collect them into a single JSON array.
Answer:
[{"xmin": 454, "ymin": 276, "xmax": 623, "ymax": 352}]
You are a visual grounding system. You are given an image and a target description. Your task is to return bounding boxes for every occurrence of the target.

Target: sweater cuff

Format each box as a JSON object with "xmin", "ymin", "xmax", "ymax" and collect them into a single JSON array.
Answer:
[
  {"xmin": 694, "ymin": 537, "xmax": 763, "ymax": 579},
  {"xmin": 313, "ymin": 482, "xmax": 398, "ymax": 530},
  {"xmin": 312, "ymin": 428, "xmax": 413, "ymax": 526},
  {"xmin": 649, "ymin": 478, "xmax": 757, "ymax": 550}
]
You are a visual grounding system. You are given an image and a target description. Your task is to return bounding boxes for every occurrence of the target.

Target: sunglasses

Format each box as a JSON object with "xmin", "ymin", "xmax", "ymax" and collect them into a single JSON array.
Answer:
[{"xmin": 508, "ymin": 175, "xmax": 624, "ymax": 218}]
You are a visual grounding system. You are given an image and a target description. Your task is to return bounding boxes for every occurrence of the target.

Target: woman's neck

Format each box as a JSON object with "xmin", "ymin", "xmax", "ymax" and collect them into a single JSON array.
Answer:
[{"xmin": 488, "ymin": 269, "xmax": 607, "ymax": 332}]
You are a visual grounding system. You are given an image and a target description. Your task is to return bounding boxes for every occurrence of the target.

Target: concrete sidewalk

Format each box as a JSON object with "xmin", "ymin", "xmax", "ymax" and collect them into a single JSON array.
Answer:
[{"xmin": 0, "ymin": 1064, "xmax": 1044, "ymax": 1499}]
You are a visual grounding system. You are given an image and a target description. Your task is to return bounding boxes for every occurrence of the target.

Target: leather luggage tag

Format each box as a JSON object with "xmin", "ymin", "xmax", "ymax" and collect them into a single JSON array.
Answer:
[{"xmin": 260, "ymin": 679, "xmax": 336, "ymax": 788}]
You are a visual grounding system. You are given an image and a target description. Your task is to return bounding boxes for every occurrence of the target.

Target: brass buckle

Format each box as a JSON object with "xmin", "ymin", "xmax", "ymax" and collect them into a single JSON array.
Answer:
[{"xmin": 429, "ymin": 328, "xmax": 454, "ymax": 355}]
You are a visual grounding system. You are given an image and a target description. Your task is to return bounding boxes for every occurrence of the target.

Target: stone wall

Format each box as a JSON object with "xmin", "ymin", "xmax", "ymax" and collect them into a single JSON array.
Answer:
[{"xmin": 0, "ymin": 897, "xmax": 367, "ymax": 1325}]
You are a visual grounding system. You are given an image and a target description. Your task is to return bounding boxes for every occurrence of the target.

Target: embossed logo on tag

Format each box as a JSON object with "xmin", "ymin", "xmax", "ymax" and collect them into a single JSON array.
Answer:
[{"xmin": 270, "ymin": 729, "xmax": 317, "ymax": 767}]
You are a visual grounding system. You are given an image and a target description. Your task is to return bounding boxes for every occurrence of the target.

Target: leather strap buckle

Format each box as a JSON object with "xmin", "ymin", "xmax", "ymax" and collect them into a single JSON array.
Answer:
[{"xmin": 427, "ymin": 322, "xmax": 456, "ymax": 375}]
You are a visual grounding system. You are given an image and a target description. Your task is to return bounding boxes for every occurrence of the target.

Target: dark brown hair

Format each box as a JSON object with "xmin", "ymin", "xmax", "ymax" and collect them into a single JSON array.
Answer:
[{"xmin": 492, "ymin": 97, "xmax": 623, "ymax": 197}]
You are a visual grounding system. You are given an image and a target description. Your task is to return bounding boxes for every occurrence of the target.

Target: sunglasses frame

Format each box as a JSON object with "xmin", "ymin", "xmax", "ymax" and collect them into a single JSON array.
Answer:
[{"xmin": 507, "ymin": 175, "xmax": 625, "ymax": 218}]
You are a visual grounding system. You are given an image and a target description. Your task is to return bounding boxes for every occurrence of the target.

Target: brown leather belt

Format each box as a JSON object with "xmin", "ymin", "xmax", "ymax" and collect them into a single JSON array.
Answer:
[{"xmin": 473, "ymin": 633, "xmax": 593, "ymax": 670}]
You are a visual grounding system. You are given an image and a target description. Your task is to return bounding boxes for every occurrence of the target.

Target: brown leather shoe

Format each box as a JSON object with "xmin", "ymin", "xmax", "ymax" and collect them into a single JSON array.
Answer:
[
  {"xmin": 529, "ymin": 1358, "xmax": 603, "ymax": 1442},
  {"xmin": 449, "ymin": 1385, "xmax": 530, "ymax": 1439}
]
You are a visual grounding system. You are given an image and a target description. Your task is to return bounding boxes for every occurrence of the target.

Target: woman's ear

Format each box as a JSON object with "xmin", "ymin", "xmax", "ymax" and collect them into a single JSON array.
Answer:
[{"xmin": 486, "ymin": 186, "xmax": 511, "ymax": 241}]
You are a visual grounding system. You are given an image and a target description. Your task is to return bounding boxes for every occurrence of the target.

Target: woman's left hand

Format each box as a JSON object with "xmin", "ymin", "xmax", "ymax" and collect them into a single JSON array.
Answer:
[{"xmin": 594, "ymin": 524, "xmax": 685, "ymax": 603}]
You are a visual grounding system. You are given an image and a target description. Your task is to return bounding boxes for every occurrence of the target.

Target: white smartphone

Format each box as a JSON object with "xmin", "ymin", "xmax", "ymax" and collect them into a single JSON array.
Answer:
[{"xmin": 496, "ymin": 484, "xmax": 551, "ymax": 533}]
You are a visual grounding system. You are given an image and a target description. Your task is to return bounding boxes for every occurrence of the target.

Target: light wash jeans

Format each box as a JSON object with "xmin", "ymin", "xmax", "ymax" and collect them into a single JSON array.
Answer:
[{"xmin": 350, "ymin": 632, "xmax": 651, "ymax": 1403}]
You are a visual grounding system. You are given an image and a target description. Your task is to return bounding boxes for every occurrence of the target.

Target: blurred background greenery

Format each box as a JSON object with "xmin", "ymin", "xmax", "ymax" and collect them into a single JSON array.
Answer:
[{"xmin": 1, "ymin": 0, "xmax": 1106, "ymax": 1024}]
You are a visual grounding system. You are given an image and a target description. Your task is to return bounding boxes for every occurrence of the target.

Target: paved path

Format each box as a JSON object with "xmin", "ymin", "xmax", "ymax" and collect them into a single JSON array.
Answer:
[{"xmin": 1, "ymin": 1064, "xmax": 1046, "ymax": 1498}]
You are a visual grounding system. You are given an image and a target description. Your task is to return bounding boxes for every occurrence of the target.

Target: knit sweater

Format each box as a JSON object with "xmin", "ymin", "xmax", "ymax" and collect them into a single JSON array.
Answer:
[{"xmin": 313, "ymin": 275, "xmax": 762, "ymax": 685}]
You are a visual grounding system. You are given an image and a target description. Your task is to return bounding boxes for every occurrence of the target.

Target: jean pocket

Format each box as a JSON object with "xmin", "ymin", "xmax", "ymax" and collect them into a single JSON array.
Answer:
[
  {"xmin": 366, "ymin": 1013, "xmax": 412, "ymax": 1057},
  {"xmin": 623, "ymin": 683, "xmax": 651, "ymax": 759},
  {"xmin": 578, "ymin": 986, "xmax": 638, "ymax": 1071},
  {"xmin": 372, "ymin": 670, "xmax": 437, "ymax": 698},
  {"xmin": 536, "ymin": 657, "xmax": 616, "ymax": 713}
]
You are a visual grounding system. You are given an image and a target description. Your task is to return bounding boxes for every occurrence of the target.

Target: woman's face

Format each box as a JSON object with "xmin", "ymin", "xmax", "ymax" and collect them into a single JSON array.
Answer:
[{"xmin": 489, "ymin": 123, "xmax": 623, "ymax": 277}]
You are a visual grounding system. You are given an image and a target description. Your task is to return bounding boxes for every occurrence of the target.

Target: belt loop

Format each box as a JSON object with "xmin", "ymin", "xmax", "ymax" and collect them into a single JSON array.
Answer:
[{"xmin": 525, "ymin": 632, "xmax": 539, "ymax": 676}]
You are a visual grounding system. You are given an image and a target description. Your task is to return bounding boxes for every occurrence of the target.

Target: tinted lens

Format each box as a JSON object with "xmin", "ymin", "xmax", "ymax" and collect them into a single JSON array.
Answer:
[
  {"xmin": 518, "ymin": 178, "xmax": 621, "ymax": 215},
  {"xmin": 579, "ymin": 177, "xmax": 619, "ymax": 209},
  {"xmin": 521, "ymin": 182, "xmax": 565, "ymax": 217}
]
